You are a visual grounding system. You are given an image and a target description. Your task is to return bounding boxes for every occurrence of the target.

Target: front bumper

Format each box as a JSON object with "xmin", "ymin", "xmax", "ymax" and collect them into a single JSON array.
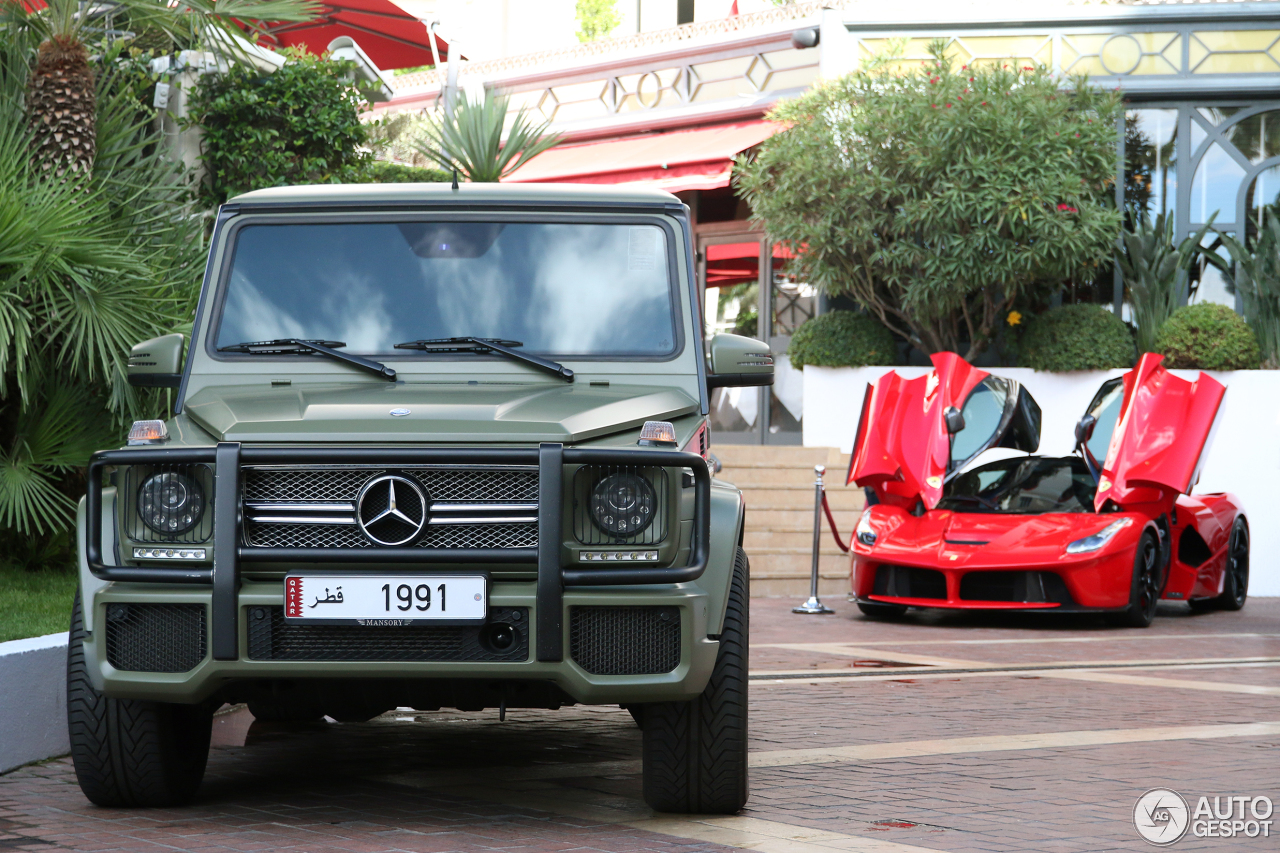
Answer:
[
  {"xmin": 851, "ymin": 549, "xmax": 1136, "ymax": 611},
  {"xmin": 82, "ymin": 580, "xmax": 718, "ymax": 704}
]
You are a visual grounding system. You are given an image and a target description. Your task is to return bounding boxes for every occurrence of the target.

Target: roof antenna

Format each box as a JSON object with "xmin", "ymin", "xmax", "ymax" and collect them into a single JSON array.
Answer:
[{"xmin": 451, "ymin": 168, "xmax": 459, "ymax": 190}]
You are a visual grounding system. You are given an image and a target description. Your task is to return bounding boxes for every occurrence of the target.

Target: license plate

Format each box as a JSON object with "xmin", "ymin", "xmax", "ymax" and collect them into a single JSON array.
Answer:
[{"xmin": 284, "ymin": 575, "xmax": 487, "ymax": 625}]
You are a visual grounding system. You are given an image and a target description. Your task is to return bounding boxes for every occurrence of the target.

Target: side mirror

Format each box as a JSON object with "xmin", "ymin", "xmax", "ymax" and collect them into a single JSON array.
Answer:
[
  {"xmin": 706, "ymin": 334, "xmax": 774, "ymax": 389},
  {"xmin": 944, "ymin": 406, "xmax": 965, "ymax": 434},
  {"xmin": 127, "ymin": 334, "xmax": 184, "ymax": 388},
  {"xmin": 1074, "ymin": 414, "xmax": 1097, "ymax": 447}
]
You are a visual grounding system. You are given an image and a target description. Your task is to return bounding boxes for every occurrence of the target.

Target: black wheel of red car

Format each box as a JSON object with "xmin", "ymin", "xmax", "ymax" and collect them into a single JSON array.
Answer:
[
  {"xmin": 1107, "ymin": 530, "xmax": 1162, "ymax": 628},
  {"xmin": 1216, "ymin": 518, "xmax": 1249, "ymax": 611},
  {"xmin": 857, "ymin": 600, "xmax": 908, "ymax": 620},
  {"xmin": 640, "ymin": 547, "xmax": 749, "ymax": 814},
  {"xmin": 66, "ymin": 590, "xmax": 213, "ymax": 807}
]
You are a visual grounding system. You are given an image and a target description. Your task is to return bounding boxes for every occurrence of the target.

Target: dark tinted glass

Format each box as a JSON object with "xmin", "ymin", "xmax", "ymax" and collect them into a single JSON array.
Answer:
[
  {"xmin": 951, "ymin": 379, "xmax": 1008, "ymax": 465},
  {"xmin": 214, "ymin": 221, "xmax": 678, "ymax": 357},
  {"xmin": 939, "ymin": 456, "xmax": 1096, "ymax": 515},
  {"xmin": 1083, "ymin": 377, "xmax": 1125, "ymax": 465}
]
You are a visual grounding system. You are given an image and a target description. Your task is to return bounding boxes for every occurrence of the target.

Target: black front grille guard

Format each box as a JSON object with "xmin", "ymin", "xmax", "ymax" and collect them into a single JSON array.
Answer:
[{"xmin": 85, "ymin": 443, "xmax": 711, "ymax": 663}]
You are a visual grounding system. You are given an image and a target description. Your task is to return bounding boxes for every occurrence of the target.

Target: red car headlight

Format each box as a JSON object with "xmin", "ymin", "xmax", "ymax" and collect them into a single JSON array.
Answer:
[
  {"xmin": 1065, "ymin": 517, "xmax": 1132, "ymax": 554},
  {"xmin": 855, "ymin": 509, "xmax": 877, "ymax": 547}
]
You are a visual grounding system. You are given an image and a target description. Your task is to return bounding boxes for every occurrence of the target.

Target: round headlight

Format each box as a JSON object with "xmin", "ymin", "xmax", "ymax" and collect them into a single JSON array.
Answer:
[
  {"xmin": 589, "ymin": 472, "xmax": 656, "ymax": 537},
  {"xmin": 138, "ymin": 472, "xmax": 204, "ymax": 535}
]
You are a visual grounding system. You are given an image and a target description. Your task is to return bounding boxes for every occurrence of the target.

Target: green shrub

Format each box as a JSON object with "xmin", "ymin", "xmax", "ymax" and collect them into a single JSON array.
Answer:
[
  {"xmin": 1018, "ymin": 304, "xmax": 1135, "ymax": 372},
  {"xmin": 787, "ymin": 311, "xmax": 897, "ymax": 369},
  {"xmin": 187, "ymin": 50, "xmax": 372, "ymax": 207},
  {"xmin": 353, "ymin": 161, "xmax": 451, "ymax": 183},
  {"xmin": 1154, "ymin": 303, "xmax": 1261, "ymax": 370}
]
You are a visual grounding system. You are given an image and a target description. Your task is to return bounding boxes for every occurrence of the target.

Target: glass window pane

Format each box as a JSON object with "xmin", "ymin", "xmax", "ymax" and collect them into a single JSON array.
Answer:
[
  {"xmin": 1245, "ymin": 165, "xmax": 1280, "ymax": 244},
  {"xmin": 1125, "ymin": 108, "xmax": 1177, "ymax": 218},
  {"xmin": 1219, "ymin": 109, "xmax": 1280, "ymax": 164},
  {"xmin": 1084, "ymin": 379, "xmax": 1124, "ymax": 465},
  {"xmin": 1192, "ymin": 232, "xmax": 1237, "ymax": 309},
  {"xmin": 215, "ymin": 221, "xmax": 679, "ymax": 358},
  {"xmin": 952, "ymin": 379, "xmax": 1009, "ymax": 464},
  {"xmin": 1190, "ymin": 142, "xmax": 1245, "ymax": 226}
]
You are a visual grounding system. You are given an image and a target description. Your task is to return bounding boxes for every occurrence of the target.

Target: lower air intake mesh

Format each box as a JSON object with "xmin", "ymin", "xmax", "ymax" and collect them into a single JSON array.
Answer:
[
  {"xmin": 246, "ymin": 607, "xmax": 529, "ymax": 662},
  {"xmin": 105, "ymin": 604, "xmax": 207, "ymax": 673},
  {"xmin": 569, "ymin": 606, "xmax": 681, "ymax": 675}
]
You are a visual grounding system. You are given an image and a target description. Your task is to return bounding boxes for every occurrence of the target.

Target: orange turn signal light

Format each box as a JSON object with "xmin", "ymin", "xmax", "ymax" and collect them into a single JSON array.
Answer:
[
  {"xmin": 127, "ymin": 420, "xmax": 169, "ymax": 445},
  {"xmin": 638, "ymin": 420, "xmax": 677, "ymax": 446}
]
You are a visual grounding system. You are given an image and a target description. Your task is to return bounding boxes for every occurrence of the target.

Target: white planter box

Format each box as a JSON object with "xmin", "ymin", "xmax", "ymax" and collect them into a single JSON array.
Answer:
[
  {"xmin": 0, "ymin": 632, "xmax": 69, "ymax": 773},
  {"xmin": 803, "ymin": 365, "xmax": 1280, "ymax": 597}
]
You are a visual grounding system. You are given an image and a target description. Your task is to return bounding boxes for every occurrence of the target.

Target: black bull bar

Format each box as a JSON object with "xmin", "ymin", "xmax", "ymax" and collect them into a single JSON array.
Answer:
[{"xmin": 85, "ymin": 443, "xmax": 711, "ymax": 664}]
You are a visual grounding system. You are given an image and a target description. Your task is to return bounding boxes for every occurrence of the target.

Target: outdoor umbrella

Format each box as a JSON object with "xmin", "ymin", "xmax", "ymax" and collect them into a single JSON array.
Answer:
[{"xmin": 259, "ymin": 0, "xmax": 449, "ymax": 70}]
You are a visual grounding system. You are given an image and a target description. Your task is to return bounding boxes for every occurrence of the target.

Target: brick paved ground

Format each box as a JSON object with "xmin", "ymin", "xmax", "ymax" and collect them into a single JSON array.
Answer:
[{"xmin": 1, "ymin": 597, "xmax": 1277, "ymax": 853}]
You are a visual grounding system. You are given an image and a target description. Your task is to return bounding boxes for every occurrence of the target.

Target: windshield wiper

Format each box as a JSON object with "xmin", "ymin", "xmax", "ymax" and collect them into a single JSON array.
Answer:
[
  {"xmin": 394, "ymin": 337, "xmax": 574, "ymax": 382},
  {"xmin": 218, "ymin": 339, "xmax": 396, "ymax": 381}
]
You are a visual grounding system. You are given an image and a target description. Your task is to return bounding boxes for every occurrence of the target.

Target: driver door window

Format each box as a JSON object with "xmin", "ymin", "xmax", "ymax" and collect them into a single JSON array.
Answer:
[{"xmin": 950, "ymin": 379, "xmax": 1010, "ymax": 469}]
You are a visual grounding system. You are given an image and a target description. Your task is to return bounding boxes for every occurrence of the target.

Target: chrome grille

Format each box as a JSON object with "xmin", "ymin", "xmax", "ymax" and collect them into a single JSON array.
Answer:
[
  {"xmin": 244, "ymin": 520, "xmax": 538, "ymax": 549},
  {"xmin": 241, "ymin": 465, "xmax": 538, "ymax": 550}
]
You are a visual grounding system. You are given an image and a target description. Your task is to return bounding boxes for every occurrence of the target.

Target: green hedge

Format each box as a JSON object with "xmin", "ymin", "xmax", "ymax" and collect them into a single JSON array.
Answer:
[
  {"xmin": 353, "ymin": 161, "xmax": 451, "ymax": 183},
  {"xmin": 1154, "ymin": 303, "xmax": 1261, "ymax": 370},
  {"xmin": 1018, "ymin": 304, "xmax": 1135, "ymax": 372},
  {"xmin": 188, "ymin": 51, "xmax": 371, "ymax": 207},
  {"xmin": 787, "ymin": 311, "xmax": 897, "ymax": 369}
]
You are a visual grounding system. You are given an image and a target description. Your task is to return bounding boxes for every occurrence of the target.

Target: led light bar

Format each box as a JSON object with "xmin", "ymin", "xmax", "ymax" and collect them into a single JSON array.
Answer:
[
  {"xmin": 579, "ymin": 550, "xmax": 660, "ymax": 562},
  {"xmin": 133, "ymin": 547, "xmax": 207, "ymax": 560}
]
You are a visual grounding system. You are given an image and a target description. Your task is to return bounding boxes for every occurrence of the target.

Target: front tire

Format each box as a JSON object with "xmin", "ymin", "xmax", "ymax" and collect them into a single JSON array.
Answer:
[
  {"xmin": 1106, "ymin": 531, "xmax": 1163, "ymax": 628},
  {"xmin": 67, "ymin": 591, "xmax": 213, "ymax": 807},
  {"xmin": 1215, "ymin": 518, "xmax": 1249, "ymax": 611},
  {"xmin": 640, "ymin": 547, "xmax": 749, "ymax": 814}
]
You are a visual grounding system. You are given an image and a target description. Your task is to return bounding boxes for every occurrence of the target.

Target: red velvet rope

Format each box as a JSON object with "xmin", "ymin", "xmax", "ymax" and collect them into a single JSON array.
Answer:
[{"xmin": 821, "ymin": 491, "xmax": 851, "ymax": 554}]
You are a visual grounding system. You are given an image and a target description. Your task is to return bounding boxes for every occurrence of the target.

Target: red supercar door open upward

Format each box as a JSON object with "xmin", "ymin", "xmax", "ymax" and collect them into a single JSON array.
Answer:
[{"xmin": 1093, "ymin": 353, "xmax": 1226, "ymax": 512}]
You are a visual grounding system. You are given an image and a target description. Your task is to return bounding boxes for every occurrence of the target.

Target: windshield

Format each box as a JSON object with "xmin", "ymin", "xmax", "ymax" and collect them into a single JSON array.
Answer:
[
  {"xmin": 938, "ymin": 456, "xmax": 1097, "ymax": 515},
  {"xmin": 213, "ymin": 220, "xmax": 679, "ymax": 358}
]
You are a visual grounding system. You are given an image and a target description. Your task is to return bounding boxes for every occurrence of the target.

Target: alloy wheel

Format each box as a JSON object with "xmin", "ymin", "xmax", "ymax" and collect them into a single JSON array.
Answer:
[
  {"xmin": 1135, "ymin": 536, "xmax": 1161, "ymax": 621},
  {"xmin": 1226, "ymin": 522, "xmax": 1249, "ymax": 609}
]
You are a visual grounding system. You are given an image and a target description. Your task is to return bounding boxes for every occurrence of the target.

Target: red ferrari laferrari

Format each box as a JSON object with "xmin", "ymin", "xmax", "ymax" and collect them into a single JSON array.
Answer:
[{"xmin": 848, "ymin": 352, "xmax": 1248, "ymax": 627}]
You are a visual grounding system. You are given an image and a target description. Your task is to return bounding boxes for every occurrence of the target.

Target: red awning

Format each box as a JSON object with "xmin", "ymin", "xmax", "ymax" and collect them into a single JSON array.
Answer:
[
  {"xmin": 505, "ymin": 121, "xmax": 778, "ymax": 194},
  {"xmin": 705, "ymin": 242, "xmax": 795, "ymax": 289},
  {"xmin": 260, "ymin": 0, "xmax": 450, "ymax": 70}
]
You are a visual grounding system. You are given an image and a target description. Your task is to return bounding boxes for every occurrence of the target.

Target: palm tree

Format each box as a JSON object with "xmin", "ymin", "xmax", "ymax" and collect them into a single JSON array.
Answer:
[
  {"xmin": 414, "ymin": 88, "xmax": 562, "ymax": 183},
  {"xmin": 0, "ymin": 32, "xmax": 205, "ymax": 553},
  {"xmin": 14, "ymin": 0, "xmax": 319, "ymax": 178}
]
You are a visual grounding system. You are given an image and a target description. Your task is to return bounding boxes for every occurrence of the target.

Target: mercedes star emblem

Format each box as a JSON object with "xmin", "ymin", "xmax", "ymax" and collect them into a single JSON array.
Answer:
[{"xmin": 356, "ymin": 474, "xmax": 429, "ymax": 546}]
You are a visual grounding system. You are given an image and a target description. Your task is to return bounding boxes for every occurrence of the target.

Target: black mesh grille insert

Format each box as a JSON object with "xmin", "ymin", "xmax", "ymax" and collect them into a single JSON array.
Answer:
[
  {"xmin": 105, "ymin": 604, "xmax": 207, "ymax": 673},
  {"xmin": 872, "ymin": 565, "xmax": 948, "ymax": 600},
  {"xmin": 246, "ymin": 606, "xmax": 529, "ymax": 662},
  {"xmin": 569, "ymin": 606, "xmax": 681, "ymax": 675},
  {"xmin": 959, "ymin": 571, "xmax": 1074, "ymax": 604}
]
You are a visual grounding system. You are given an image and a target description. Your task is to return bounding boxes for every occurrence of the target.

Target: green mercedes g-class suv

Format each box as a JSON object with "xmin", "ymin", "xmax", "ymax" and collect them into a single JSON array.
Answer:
[{"xmin": 69, "ymin": 183, "xmax": 772, "ymax": 814}]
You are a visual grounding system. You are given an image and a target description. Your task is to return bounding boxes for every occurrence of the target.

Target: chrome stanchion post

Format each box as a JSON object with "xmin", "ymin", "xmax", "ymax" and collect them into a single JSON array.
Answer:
[{"xmin": 794, "ymin": 464, "xmax": 835, "ymax": 614}]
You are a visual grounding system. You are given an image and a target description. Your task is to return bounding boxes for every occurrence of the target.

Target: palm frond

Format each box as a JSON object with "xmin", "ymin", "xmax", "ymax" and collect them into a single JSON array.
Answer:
[
  {"xmin": 0, "ymin": 379, "xmax": 117, "ymax": 536},
  {"xmin": 414, "ymin": 89, "xmax": 562, "ymax": 183}
]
